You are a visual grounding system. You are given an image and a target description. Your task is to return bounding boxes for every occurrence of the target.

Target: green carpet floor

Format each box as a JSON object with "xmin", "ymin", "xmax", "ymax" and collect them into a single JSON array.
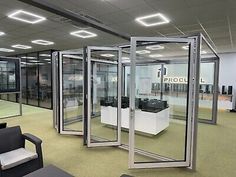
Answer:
[{"xmin": 0, "ymin": 104, "xmax": 236, "ymax": 177}]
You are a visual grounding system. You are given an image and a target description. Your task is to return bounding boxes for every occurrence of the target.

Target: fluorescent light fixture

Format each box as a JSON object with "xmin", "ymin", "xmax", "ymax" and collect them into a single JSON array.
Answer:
[
  {"xmin": 122, "ymin": 57, "xmax": 130, "ymax": 60},
  {"xmin": 21, "ymin": 56, "xmax": 36, "ymax": 59},
  {"xmin": 135, "ymin": 13, "xmax": 170, "ymax": 27},
  {"xmin": 0, "ymin": 31, "xmax": 5, "ymax": 36},
  {"xmin": 149, "ymin": 54, "xmax": 163, "ymax": 58},
  {"xmin": 201, "ymin": 50, "xmax": 207, "ymax": 54},
  {"xmin": 136, "ymin": 50, "xmax": 150, "ymax": 54},
  {"xmin": 63, "ymin": 55, "xmax": 83, "ymax": 59},
  {"xmin": 32, "ymin": 40, "xmax": 54, "ymax": 45},
  {"xmin": 39, "ymin": 54, "xmax": 51, "ymax": 57},
  {"xmin": 29, "ymin": 60, "xmax": 39, "ymax": 63},
  {"xmin": 8, "ymin": 10, "xmax": 46, "ymax": 24},
  {"xmin": 182, "ymin": 46, "xmax": 189, "ymax": 50},
  {"xmin": 0, "ymin": 48, "xmax": 15, "ymax": 52},
  {"xmin": 70, "ymin": 30, "xmax": 97, "ymax": 38},
  {"xmin": 100, "ymin": 54, "xmax": 115, "ymax": 57},
  {"xmin": 146, "ymin": 45, "xmax": 164, "ymax": 50},
  {"xmin": 44, "ymin": 58, "xmax": 51, "ymax": 61},
  {"xmin": 12, "ymin": 44, "xmax": 32, "ymax": 49}
]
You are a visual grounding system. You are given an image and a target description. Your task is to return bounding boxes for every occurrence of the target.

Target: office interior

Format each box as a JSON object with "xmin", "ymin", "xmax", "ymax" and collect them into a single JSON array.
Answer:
[{"xmin": 0, "ymin": 0, "xmax": 236, "ymax": 177}]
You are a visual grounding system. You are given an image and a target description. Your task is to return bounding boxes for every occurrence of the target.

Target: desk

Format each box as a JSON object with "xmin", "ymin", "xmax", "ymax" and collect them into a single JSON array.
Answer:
[{"xmin": 101, "ymin": 106, "xmax": 169, "ymax": 135}]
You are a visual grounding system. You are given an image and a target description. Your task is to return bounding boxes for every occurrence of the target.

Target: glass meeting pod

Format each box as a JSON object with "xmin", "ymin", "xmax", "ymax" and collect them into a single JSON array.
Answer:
[
  {"xmin": 128, "ymin": 37, "xmax": 198, "ymax": 169},
  {"xmin": 83, "ymin": 46, "xmax": 122, "ymax": 147},
  {"xmin": 52, "ymin": 50, "xmax": 84, "ymax": 135}
]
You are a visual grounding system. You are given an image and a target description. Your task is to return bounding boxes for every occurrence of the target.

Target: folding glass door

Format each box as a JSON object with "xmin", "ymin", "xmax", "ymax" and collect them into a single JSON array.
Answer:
[
  {"xmin": 84, "ymin": 46, "xmax": 122, "ymax": 147},
  {"xmin": 53, "ymin": 51, "xmax": 84, "ymax": 135},
  {"xmin": 198, "ymin": 35, "xmax": 219, "ymax": 124},
  {"xmin": 129, "ymin": 37, "xmax": 198, "ymax": 169}
]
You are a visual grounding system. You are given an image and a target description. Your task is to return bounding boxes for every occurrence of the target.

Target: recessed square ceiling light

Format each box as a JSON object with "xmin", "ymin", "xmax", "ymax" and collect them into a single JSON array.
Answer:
[
  {"xmin": 182, "ymin": 46, "xmax": 189, "ymax": 50},
  {"xmin": 0, "ymin": 48, "xmax": 15, "ymax": 52},
  {"xmin": 32, "ymin": 40, "xmax": 54, "ymax": 45},
  {"xmin": 70, "ymin": 30, "xmax": 97, "ymax": 38},
  {"xmin": 39, "ymin": 54, "xmax": 51, "ymax": 57},
  {"xmin": 100, "ymin": 54, "xmax": 115, "ymax": 57},
  {"xmin": 8, "ymin": 10, "xmax": 46, "ymax": 24},
  {"xmin": 122, "ymin": 57, "xmax": 130, "ymax": 60},
  {"xmin": 0, "ymin": 31, "xmax": 5, "ymax": 36},
  {"xmin": 21, "ymin": 56, "xmax": 36, "ymax": 59},
  {"xmin": 146, "ymin": 45, "xmax": 164, "ymax": 50},
  {"xmin": 149, "ymin": 54, "xmax": 163, "ymax": 58},
  {"xmin": 12, "ymin": 44, "xmax": 32, "ymax": 49},
  {"xmin": 135, "ymin": 13, "xmax": 170, "ymax": 27},
  {"xmin": 136, "ymin": 50, "xmax": 150, "ymax": 54}
]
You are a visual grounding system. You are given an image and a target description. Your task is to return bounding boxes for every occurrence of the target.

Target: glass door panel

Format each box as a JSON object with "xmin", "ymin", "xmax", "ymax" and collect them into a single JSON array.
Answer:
[
  {"xmin": 129, "ymin": 37, "xmax": 197, "ymax": 169},
  {"xmin": 59, "ymin": 52, "xmax": 84, "ymax": 135},
  {"xmin": 86, "ymin": 46, "xmax": 121, "ymax": 147}
]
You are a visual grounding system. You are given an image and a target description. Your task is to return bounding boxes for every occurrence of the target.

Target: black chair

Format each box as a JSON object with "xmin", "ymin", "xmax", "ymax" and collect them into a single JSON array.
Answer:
[{"xmin": 0, "ymin": 126, "xmax": 43, "ymax": 177}]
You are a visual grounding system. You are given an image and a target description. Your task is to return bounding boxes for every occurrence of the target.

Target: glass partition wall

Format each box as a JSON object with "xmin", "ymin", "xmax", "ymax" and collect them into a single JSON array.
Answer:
[
  {"xmin": 7, "ymin": 50, "xmax": 54, "ymax": 109},
  {"xmin": 0, "ymin": 57, "xmax": 22, "ymax": 119}
]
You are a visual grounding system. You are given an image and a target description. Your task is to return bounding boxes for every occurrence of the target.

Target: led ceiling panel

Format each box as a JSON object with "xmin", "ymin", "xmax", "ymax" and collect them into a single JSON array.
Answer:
[
  {"xmin": 8, "ymin": 10, "xmax": 46, "ymax": 24},
  {"xmin": 146, "ymin": 45, "xmax": 165, "ymax": 50},
  {"xmin": 12, "ymin": 44, "xmax": 32, "ymax": 49},
  {"xmin": 32, "ymin": 40, "xmax": 54, "ymax": 45},
  {"xmin": 135, "ymin": 13, "xmax": 170, "ymax": 27},
  {"xmin": 0, "ymin": 48, "xmax": 15, "ymax": 52},
  {"xmin": 70, "ymin": 30, "xmax": 97, "ymax": 38},
  {"xmin": 100, "ymin": 54, "xmax": 115, "ymax": 57}
]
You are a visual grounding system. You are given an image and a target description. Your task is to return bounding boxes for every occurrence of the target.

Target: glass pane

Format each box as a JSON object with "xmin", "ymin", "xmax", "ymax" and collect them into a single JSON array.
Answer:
[
  {"xmin": 0, "ymin": 93, "xmax": 20, "ymax": 118},
  {"xmin": 27, "ymin": 53, "xmax": 39, "ymax": 106},
  {"xmin": 199, "ymin": 62, "xmax": 214, "ymax": 120},
  {"xmin": 39, "ymin": 51, "xmax": 52, "ymax": 109},
  {"xmin": 62, "ymin": 54, "xmax": 83, "ymax": 132},
  {"xmin": 199, "ymin": 39, "xmax": 219, "ymax": 122},
  {"xmin": 19, "ymin": 55, "xmax": 27, "ymax": 104},
  {"xmin": 133, "ymin": 41, "xmax": 190, "ymax": 163},
  {"xmin": 89, "ymin": 49, "xmax": 119, "ymax": 143}
]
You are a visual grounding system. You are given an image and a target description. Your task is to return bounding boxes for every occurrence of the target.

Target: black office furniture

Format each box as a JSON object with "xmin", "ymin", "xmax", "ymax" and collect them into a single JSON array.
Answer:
[
  {"xmin": 228, "ymin": 86, "xmax": 233, "ymax": 95},
  {"xmin": 0, "ymin": 123, "xmax": 7, "ymax": 129},
  {"xmin": 0, "ymin": 126, "xmax": 43, "ymax": 177},
  {"xmin": 141, "ymin": 99, "xmax": 168, "ymax": 113},
  {"xmin": 24, "ymin": 165, "xmax": 74, "ymax": 177}
]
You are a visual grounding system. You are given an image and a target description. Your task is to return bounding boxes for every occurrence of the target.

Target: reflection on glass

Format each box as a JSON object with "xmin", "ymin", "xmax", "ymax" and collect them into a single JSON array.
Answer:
[
  {"xmin": 0, "ymin": 59, "xmax": 17, "ymax": 92},
  {"xmin": 20, "ymin": 55, "xmax": 27, "ymax": 104},
  {"xmin": 62, "ymin": 55, "xmax": 83, "ymax": 132},
  {"xmin": 27, "ymin": 53, "xmax": 39, "ymax": 106},
  {"xmin": 39, "ymin": 51, "xmax": 52, "ymax": 108}
]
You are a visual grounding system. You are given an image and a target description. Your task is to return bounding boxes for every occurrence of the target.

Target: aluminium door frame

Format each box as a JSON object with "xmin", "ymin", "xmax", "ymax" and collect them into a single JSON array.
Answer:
[
  {"xmin": 86, "ymin": 46, "xmax": 122, "ymax": 147},
  {"xmin": 58, "ymin": 51, "xmax": 84, "ymax": 135},
  {"xmin": 129, "ymin": 37, "xmax": 198, "ymax": 169}
]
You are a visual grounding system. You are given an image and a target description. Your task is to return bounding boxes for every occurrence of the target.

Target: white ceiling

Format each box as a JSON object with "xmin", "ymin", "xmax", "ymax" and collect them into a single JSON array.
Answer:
[{"xmin": 0, "ymin": 0, "xmax": 235, "ymax": 56}]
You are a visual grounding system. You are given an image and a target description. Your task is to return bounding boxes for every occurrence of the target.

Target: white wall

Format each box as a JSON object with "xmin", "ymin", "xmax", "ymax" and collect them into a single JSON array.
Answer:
[{"xmin": 219, "ymin": 53, "xmax": 236, "ymax": 92}]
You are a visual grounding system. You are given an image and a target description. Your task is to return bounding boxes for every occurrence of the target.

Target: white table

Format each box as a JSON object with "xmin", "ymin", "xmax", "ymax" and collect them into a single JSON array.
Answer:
[{"xmin": 101, "ymin": 106, "xmax": 170, "ymax": 135}]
